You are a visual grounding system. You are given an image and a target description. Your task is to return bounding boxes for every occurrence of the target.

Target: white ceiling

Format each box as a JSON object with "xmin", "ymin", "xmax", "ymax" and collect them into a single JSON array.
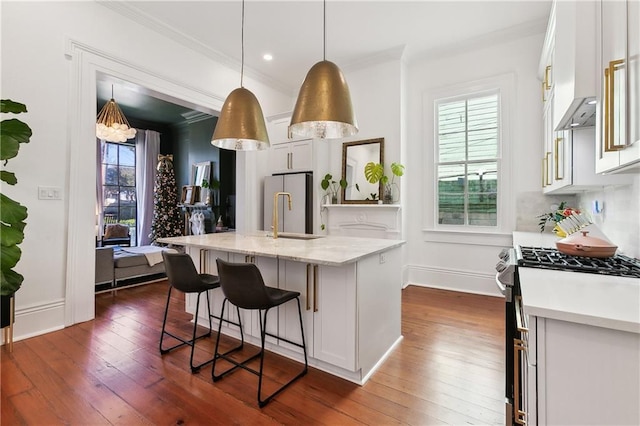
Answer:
[{"xmin": 97, "ymin": 0, "xmax": 552, "ymax": 122}]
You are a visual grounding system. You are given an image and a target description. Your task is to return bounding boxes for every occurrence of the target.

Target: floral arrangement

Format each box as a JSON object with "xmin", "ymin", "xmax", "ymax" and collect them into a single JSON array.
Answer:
[{"xmin": 537, "ymin": 201, "xmax": 580, "ymax": 236}]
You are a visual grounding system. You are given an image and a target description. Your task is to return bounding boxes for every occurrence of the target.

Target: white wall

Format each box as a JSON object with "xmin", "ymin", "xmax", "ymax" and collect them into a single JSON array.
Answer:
[
  {"xmin": 405, "ymin": 33, "xmax": 545, "ymax": 296},
  {"xmin": 1, "ymin": 1, "xmax": 291, "ymax": 341}
]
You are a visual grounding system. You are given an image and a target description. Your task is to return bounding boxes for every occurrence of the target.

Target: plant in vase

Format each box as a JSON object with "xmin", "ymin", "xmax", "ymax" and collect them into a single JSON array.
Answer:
[
  {"xmin": 320, "ymin": 173, "xmax": 347, "ymax": 205},
  {"xmin": 1, "ymin": 99, "xmax": 31, "ymax": 334},
  {"xmin": 364, "ymin": 162, "xmax": 405, "ymax": 204}
]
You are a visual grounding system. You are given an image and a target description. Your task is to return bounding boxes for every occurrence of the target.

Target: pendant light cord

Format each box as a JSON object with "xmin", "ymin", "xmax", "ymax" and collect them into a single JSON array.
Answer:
[
  {"xmin": 241, "ymin": 0, "xmax": 245, "ymax": 87},
  {"xmin": 323, "ymin": 0, "xmax": 326, "ymax": 61}
]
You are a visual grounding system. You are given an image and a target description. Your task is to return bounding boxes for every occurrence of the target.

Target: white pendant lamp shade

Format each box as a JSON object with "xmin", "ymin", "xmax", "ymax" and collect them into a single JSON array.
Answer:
[
  {"xmin": 211, "ymin": 87, "xmax": 270, "ymax": 151},
  {"xmin": 96, "ymin": 97, "xmax": 136, "ymax": 142},
  {"xmin": 289, "ymin": 60, "xmax": 358, "ymax": 139}
]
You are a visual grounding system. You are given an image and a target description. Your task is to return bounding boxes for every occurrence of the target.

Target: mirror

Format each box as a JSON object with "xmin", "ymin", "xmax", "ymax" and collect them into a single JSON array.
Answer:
[
  {"xmin": 191, "ymin": 161, "xmax": 212, "ymax": 204},
  {"xmin": 342, "ymin": 138, "xmax": 384, "ymax": 204}
]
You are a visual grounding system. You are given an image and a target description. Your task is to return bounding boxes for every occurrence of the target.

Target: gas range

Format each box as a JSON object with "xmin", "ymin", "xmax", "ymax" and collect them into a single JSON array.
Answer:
[{"xmin": 517, "ymin": 246, "xmax": 640, "ymax": 278}]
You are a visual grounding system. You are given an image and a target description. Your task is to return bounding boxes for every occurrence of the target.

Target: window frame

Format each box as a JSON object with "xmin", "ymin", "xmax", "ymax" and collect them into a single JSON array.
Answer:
[
  {"xmin": 101, "ymin": 140, "xmax": 137, "ymax": 244},
  {"xmin": 422, "ymin": 73, "xmax": 514, "ymax": 243}
]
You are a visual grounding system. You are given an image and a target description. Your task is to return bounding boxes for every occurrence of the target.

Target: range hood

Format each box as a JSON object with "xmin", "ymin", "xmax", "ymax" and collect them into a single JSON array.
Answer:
[{"xmin": 557, "ymin": 97, "xmax": 596, "ymax": 130}]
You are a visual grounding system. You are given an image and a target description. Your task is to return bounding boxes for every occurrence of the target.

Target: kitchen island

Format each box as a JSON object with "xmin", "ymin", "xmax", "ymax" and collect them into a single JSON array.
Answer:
[
  {"xmin": 158, "ymin": 232, "xmax": 405, "ymax": 384},
  {"xmin": 513, "ymin": 232, "xmax": 640, "ymax": 425}
]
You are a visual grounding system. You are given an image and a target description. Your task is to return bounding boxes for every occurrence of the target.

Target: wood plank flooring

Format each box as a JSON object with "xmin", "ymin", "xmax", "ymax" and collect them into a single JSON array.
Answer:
[{"xmin": 1, "ymin": 282, "xmax": 505, "ymax": 425}]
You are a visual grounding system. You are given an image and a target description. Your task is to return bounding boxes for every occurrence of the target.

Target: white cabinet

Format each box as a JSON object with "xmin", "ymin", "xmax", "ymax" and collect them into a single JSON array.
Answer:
[
  {"xmin": 269, "ymin": 139, "xmax": 313, "ymax": 173},
  {"xmin": 595, "ymin": 0, "xmax": 640, "ymax": 173},
  {"xmin": 266, "ymin": 113, "xmax": 314, "ymax": 173},
  {"xmin": 278, "ymin": 261, "xmax": 357, "ymax": 371},
  {"xmin": 528, "ymin": 315, "xmax": 640, "ymax": 425}
]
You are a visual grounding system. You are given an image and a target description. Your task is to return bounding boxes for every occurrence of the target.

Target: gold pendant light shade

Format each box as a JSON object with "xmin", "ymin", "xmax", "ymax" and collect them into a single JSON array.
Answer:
[
  {"xmin": 289, "ymin": 62, "xmax": 358, "ymax": 140},
  {"xmin": 211, "ymin": 87, "xmax": 270, "ymax": 151},
  {"xmin": 96, "ymin": 98, "xmax": 137, "ymax": 142}
]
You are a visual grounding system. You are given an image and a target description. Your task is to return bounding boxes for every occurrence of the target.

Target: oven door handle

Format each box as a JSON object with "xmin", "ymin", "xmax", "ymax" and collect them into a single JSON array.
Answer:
[{"xmin": 494, "ymin": 272, "xmax": 507, "ymax": 295}]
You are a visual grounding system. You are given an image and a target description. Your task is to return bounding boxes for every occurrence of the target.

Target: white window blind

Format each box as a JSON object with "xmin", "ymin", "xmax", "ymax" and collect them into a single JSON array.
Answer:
[{"xmin": 436, "ymin": 91, "xmax": 499, "ymax": 227}]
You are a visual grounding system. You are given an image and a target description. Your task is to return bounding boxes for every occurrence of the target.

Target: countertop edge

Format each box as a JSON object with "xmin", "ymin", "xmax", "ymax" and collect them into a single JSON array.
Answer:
[{"xmin": 524, "ymin": 305, "xmax": 640, "ymax": 334}]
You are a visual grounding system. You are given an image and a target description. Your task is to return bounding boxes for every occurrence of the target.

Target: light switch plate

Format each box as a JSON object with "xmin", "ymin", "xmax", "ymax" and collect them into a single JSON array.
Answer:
[{"xmin": 38, "ymin": 186, "xmax": 62, "ymax": 200}]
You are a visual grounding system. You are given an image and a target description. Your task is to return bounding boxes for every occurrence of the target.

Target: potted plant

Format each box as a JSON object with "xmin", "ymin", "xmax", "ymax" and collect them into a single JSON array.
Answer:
[
  {"xmin": 1, "ymin": 99, "xmax": 31, "ymax": 331},
  {"xmin": 364, "ymin": 161, "xmax": 405, "ymax": 204},
  {"xmin": 320, "ymin": 173, "xmax": 347, "ymax": 205}
]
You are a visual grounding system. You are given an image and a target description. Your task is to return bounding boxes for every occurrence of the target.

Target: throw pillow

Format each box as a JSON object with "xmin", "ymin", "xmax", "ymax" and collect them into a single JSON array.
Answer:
[{"xmin": 104, "ymin": 224, "xmax": 129, "ymax": 239}]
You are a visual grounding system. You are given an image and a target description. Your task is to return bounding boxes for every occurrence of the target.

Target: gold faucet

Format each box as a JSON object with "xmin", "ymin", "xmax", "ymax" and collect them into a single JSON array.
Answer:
[{"xmin": 272, "ymin": 192, "xmax": 292, "ymax": 239}]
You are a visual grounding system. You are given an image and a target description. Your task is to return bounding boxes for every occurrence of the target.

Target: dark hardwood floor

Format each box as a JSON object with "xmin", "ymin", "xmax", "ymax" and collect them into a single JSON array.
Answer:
[{"xmin": 1, "ymin": 282, "xmax": 505, "ymax": 425}]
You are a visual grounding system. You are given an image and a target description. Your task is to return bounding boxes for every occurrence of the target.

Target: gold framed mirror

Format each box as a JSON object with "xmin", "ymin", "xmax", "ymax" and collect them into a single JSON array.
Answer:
[{"xmin": 341, "ymin": 138, "xmax": 384, "ymax": 204}]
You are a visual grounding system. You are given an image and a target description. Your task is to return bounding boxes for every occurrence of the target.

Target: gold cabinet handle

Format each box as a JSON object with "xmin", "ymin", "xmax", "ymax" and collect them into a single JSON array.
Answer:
[
  {"xmin": 313, "ymin": 264, "xmax": 318, "ymax": 312},
  {"xmin": 541, "ymin": 82, "xmax": 547, "ymax": 102},
  {"xmin": 514, "ymin": 338, "xmax": 528, "ymax": 425},
  {"xmin": 305, "ymin": 264, "xmax": 311, "ymax": 311},
  {"xmin": 541, "ymin": 157, "xmax": 546, "ymax": 188},
  {"xmin": 554, "ymin": 137, "xmax": 564, "ymax": 180},
  {"xmin": 544, "ymin": 65, "xmax": 552, "ymax": 90},
  {"xmin": 605, "ymin": 59, "xmax": 626, "ymax": 152},
  {"xmin": 544, "ymin": 152, "xmax": 552, "ymax": 186}
]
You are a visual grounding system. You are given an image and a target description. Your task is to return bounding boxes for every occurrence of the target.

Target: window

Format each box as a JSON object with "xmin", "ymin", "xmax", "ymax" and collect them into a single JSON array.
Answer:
[
  {"xmin": 101, "ymin": 141, "xmax": 137, "ymax": 245},
  {"xmin": 436, "ymin": 92, "xmax": 499, "ymax": 227}
]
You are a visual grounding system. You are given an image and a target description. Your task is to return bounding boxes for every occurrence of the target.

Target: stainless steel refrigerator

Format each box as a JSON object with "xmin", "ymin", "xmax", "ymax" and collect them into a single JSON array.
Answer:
[{"xmin": 263, "ymin": 173, "xmax": 312, "ymax": 234}]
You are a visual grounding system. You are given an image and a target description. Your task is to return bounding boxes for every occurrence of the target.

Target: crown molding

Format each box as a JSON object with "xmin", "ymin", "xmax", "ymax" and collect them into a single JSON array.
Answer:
[
  {"xmin": 96, "ymin": 0, "xmax": 294, "ymax": 96},
  {"xmin": 413, "ymin": 17, "xmax": 547, "ymax": 64},
  {"xmin": 342, "ymin": 45, "xmax": 407, "ymax": 74}
]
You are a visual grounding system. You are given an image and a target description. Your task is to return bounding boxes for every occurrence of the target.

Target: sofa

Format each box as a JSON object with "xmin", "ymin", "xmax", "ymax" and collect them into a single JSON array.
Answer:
[{"xmin": 95, "ymin": 246, "xmax": 168, "ymax": 290}]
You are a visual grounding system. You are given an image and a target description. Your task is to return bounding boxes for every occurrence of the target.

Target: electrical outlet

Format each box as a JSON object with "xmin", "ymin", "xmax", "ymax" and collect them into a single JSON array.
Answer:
[
  {"xmin": 38, "ymin": 186, "xmax": 62, "ymax": 200},
  {"xmin": 379, "ymin": 253, "xmax": 386, "ymax": 264}
]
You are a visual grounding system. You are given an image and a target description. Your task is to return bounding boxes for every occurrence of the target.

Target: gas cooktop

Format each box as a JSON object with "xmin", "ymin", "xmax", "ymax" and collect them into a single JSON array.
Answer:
[{"xmin": 517, "ymin": 246, "xmax": 640, "ymax": 278}]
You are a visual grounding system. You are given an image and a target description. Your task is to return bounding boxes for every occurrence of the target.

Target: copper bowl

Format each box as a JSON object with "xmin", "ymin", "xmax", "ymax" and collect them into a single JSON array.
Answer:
[{"xmin": 556, "ymin": 231, "xmax": 617, "ymax": 258}]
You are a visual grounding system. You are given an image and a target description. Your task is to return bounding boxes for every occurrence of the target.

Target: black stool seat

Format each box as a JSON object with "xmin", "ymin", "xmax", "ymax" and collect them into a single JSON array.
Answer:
[
  {"xmin": 159, "ymin": 251, "xmax": 242, "ymax": 373},
  {"xmin": 212, "ymin": 258, "xmax": 308, "ymax": 407}
]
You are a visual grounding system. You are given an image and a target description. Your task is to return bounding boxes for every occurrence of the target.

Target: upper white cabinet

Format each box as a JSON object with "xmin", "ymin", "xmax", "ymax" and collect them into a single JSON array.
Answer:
[
  {"xmin": 266, "ymin": 113, "xmax": 314, "ymax": 173},
  {"xmin": 595, "ymin": 0, "xmax": 640, "ymax": 173}
]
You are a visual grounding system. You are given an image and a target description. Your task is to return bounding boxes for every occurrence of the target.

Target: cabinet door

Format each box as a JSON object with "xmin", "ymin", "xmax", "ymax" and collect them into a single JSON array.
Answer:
[
  {"xmin": 289, "ymin": 140, "xmax": 313, "ymax": 172},
  {"xmin": 313, "ymin": 264, "xmax": 357, "ymax": 371},
  {"xmin": 278, "ymin": 261, "xmax": 314, "ymax": 356},
  {"xmin": 620, "ymin": 0, "xmax": 640, "ymax": 166},
  {"xmin": 269, "ymin": 143, "xmax": 291, "ymax": 174}
]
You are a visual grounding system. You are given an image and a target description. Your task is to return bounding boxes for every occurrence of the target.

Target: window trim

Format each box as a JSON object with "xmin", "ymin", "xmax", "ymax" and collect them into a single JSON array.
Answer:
[{"xmin": 422, "ymin": 73, "xmax": 514, "ymax": 240}]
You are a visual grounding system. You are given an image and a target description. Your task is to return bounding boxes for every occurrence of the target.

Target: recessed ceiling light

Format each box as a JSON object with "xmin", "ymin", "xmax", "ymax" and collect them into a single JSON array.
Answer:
[{"xmin": 263, "ymin": 54, "xmax": 273, "ymax": 61}]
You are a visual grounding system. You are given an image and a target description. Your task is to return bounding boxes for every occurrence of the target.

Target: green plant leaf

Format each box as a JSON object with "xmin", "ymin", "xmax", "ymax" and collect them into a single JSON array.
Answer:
[
  {"xmin": 0, "ymin": 193, "xmax": 28, "ymax": 226},
  {"xmin": 364, "ymin": 162, "xmax": 384, "ymax": 184},
  {"xmin": 339, "ymin": 179, "xmax": 348, "ymax": 189},
  {"xmin": 1, "ymin": 99, "xmax": 27, "ymax": 114},
  {"xmin": 0, "ymin": 170, "xmax": 17, "ymax": 185},
  {"xmin": 0, "ymin": 119, "xmax": 32, "ymax": 161},
  {"xmin": 1, "ymin": 244, "xmax": 22, "ymax": 272},
  {"xmin": 1, "ymin": 268, "xmax": 24, "ymax": 296},
  {"xmin": 0, "ymin": 223, "xmax": 25, "ymax": 247},
  {"xmin": 390, "ymin": 162, "xmax": 405, "ymax": 177}
]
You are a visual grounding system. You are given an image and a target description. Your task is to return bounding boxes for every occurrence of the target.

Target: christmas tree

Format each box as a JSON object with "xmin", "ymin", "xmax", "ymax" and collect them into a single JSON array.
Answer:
[{"xmin": 149, "ymin": 154, "xmax": 183, "ymax": 244}]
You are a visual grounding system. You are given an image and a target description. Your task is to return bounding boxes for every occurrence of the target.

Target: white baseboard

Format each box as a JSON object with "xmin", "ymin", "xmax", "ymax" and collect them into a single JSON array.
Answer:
[
  {"xmin": 405, "ymin": 264, "xmax": 503, "ymax": 297},
  {"xmin": 3, "ymin": 298, "xmax": 66, "ymax": 343}
]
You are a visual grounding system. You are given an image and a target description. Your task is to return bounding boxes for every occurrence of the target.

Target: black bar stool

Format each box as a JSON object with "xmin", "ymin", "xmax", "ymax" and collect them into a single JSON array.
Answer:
[
  {"xmin": 212, "ymin": 258, "xmax": 308, "ymax": 407},
  {"xmin": 160, "ymin": 251, "xmax": 242, "ymax": 373}
]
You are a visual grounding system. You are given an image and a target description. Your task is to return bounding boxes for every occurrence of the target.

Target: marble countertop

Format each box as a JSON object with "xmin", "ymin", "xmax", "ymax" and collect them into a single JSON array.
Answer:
[
  {"xmin": 514, "ymin": 232, "xmax": 640, "ymax": 334},
  {"xmin": 158, "ymin": 232, "xmax": 405, "ymax": 266}
]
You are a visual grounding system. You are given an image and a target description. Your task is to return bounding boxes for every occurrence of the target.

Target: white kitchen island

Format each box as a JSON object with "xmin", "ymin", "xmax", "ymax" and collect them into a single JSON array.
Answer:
[
  {"xmin": 513, "ymin": 232, "xmax": 640, "ymax": 425},
  {"xmin": 158, "ymin": 232, "xmax": 405, "ymax": 384}
]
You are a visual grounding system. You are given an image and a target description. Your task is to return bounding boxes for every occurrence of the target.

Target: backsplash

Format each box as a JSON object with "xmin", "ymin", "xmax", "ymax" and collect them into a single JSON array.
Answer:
[
  {"xmin": 516, "ymin": 178, "xmax": 639, "ymax": 259},
  {"xmin": 576, "ymin": 175, "xmax": 640, "ymax": 259}
]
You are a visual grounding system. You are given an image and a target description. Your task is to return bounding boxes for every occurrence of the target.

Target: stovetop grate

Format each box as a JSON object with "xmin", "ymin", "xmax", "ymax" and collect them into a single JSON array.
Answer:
[{"xmin": 517, "ymin": 246, "xmax": 640, "ymax": 278}]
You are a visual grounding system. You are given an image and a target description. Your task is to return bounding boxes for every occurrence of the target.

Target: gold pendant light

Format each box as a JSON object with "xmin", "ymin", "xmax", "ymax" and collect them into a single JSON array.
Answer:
[
  {"xmin": 289, "ymin": 0, "xmax": 358, "ymax": 139},
  {"xmin": 211, "ymin": 0, "xmax": 270, "ymax": 151},
  {"xmin": 96, "ymin": 86, "xmax": 137, "ymax": 142}
]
